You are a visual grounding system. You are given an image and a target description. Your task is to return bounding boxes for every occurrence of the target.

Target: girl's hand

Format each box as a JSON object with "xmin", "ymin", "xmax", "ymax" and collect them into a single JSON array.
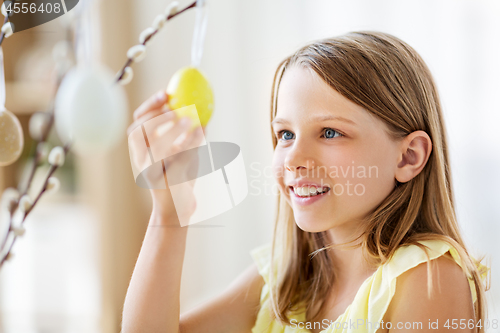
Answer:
[{"xmin": 127, "ymin": 90, "xmax": 205, "ymax": 225}]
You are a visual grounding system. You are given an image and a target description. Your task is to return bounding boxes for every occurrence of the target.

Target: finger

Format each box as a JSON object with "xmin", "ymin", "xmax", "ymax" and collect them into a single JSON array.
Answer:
[
  {"xmin": 154, "ymin": 117, "xmax": 193, "ymax": 157},
  {"xmin": 133, "ymin": 91, "xmax": 168, "ymax": 121},
  {"xmin": 133, "ymin": 109, "xmax": 174, "ymax": 132},
  {"xmin": 127, "ymin": 109, "xmax": 176, "ymax": 136},
  {"xmin": 142, "ymin": 107, "xmax": 176, "ymax": 125},
  {"xmin": 182, "ymin": 126, "xmax": 205, "ymax": 152},
  {"xmin": 190, "ymin": 126, "xmax": 206, "ymax": 149},
  {"xmin": 171, "ymin": 126, "xmax": 200, "ymax": 154},
  {"xmin": 133, "ymin": 90, "xmax": 169, "ymax": 121},
  {"xmin": 128, "ymin": 131, "xmax": 152, "ymax": 172},
  {"xmin": 128, "ymin": 111, "xmax": 162, "ymax": 136},
  {"xmin": 171, "ymin": 126, "xmax": 204, "ymax": 178}
]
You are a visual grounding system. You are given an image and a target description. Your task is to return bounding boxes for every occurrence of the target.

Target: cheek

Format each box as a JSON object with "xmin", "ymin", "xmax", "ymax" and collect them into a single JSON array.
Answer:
[
  {"xmin": 320, "ymin": 147, "xmax": 360, "ymax": 181},
  {"xmin": 351, "ymin": 139, "xmax": 397, "ymax": 201},
  {"xmin": 271, "ymin": 150, "xmax": 286, "ymax": 188}
]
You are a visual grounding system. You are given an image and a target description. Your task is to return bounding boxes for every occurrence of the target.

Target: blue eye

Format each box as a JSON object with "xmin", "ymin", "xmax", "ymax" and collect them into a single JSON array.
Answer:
[
  {"xmin": 279, "ymin": 130, "xmax": 294, "ymax": 141},
  {"xmin": 323, "ymin": 128, "xmax": 342, "ymax": 139},
  {"xmin": 277, "ymin": 128, "xmax": 343, "ymax": 141}
]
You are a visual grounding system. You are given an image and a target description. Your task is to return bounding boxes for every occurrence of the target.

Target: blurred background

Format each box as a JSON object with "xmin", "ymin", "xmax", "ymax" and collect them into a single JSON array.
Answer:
[{"xmin": 0, "ymin": 0, "xmax": 499, "ymax": 332}]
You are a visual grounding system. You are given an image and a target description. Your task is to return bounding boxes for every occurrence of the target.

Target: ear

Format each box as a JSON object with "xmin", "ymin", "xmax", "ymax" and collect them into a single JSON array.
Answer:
[{"xmin": 395, "ymin": 130, "xmax": 433, "ymax": 183}]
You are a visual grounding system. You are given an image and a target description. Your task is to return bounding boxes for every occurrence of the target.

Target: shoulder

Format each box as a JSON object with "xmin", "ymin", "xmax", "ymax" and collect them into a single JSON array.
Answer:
[
  {"xmin": 250, "ymin": 243, "xmax": 273, "ymax": 284},
  {"xmin": 223, "ymin": 263, "xmax": 266, "ymax": 307},
  {"xmin": 384, "ymin": 251, "xmax": 475, "ymax": 331},
  {"xmin": 179, "ymin": 263, "xmax": 265, "ymax": 332}
]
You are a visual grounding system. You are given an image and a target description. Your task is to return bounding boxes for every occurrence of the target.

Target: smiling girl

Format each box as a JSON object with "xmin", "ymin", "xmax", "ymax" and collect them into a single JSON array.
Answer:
[{"xmin": 121, "ymin": 31, "xmax": 490, "ymax": 333}]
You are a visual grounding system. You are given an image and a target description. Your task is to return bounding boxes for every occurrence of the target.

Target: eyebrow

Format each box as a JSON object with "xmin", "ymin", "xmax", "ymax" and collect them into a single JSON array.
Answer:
[{"xmin": 271, "ymin": 115, "xmax": 357, "ymax": 127}]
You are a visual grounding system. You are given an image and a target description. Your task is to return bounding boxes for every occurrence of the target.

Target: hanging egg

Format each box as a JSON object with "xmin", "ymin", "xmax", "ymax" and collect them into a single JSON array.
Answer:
[
  {"xmin": 0, "ymin": 109, "xmax": 24, "ymax": 166},
  {"xmin": 166, "ymin": 66, "xmax": 213, "ymax": 128},
  {"xmin": 54, "ymin": 65, "xmax": 128, "ymax": 154}
]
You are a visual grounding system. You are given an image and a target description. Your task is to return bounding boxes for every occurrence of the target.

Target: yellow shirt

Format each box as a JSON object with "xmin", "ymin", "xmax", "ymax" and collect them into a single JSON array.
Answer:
[{"xmin": 250, "ymin": 239, "xmax": 488, "ymax": 333}]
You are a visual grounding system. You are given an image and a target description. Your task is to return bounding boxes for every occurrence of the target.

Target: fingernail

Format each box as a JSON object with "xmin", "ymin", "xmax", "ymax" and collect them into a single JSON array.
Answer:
[
  {"xmin": 179, "ymin": 117, "xmax": 191, "ymax": 126},
  {"xmin": 156, "ymin": 91, "xmax": 166, "ymax": 103}
]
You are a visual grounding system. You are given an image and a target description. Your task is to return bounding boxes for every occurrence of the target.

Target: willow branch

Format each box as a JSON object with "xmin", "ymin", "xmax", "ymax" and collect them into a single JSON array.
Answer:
[
  {"xmin": 0, "ymin": 36, "xmax": 69, "ymax": 265},
  {"xmin": 0, "ymin": 0, "xmax": 17, "ymax": 46},
  {"xmin": 0, "ymin": 143, "xmax": 70, "ymax": 268},
  {"xmin": 115, "ymin": 0, "xmax": 197, "ymax": 83}
]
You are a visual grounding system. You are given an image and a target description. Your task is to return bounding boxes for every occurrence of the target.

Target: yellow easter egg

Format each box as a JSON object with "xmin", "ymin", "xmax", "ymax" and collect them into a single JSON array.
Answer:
[
  {"xmin": 166, "ymin": 66, "xmax": 214, "ymax": 128},
  {"xmin": 0, "ymin": 109, "xmax": 24, "ymax": 167}
]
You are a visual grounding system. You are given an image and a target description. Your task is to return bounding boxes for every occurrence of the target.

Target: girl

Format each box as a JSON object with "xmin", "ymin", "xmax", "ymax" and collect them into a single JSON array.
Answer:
[{"xmin": 121, "ymin": 31, "xmax": 490, "ymax": 333}]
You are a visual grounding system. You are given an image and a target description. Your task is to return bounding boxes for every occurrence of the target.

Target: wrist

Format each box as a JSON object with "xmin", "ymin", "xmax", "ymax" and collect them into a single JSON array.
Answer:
[{"xmin": 150, "ymin": 205, "xmax": 182, "ymax": 226}]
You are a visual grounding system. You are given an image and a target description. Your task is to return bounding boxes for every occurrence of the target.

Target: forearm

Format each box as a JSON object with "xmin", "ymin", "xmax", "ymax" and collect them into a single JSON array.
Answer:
[{"xmin": 121, "ymin": 211, "xmax": 188, "ymax": 333}]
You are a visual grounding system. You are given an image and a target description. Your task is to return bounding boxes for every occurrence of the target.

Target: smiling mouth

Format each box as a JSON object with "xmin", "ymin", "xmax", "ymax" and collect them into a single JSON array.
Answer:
[{"xmin": 289, "ymin": 186, "xmax": 331, "ymax": 198}]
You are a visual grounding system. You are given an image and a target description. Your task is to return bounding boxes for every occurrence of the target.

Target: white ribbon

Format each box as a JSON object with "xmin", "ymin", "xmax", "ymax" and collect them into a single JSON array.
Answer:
[
  {"xmin": 75, "ymin": 0, "xmax": 98, "ymax": 66},
  {"xmin": 191, "ymin": 0, "xmax": 209, "ymax": 68},
  {"xmin": 0, "ymin": 46, "xmax": 5, "ymax": 111}
]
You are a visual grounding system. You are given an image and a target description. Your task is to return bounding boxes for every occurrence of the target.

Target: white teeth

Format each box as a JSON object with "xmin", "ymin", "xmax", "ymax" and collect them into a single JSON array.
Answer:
[{"xmin": 293, "ymin": 186, "xmax": 329, "ymax": 197}]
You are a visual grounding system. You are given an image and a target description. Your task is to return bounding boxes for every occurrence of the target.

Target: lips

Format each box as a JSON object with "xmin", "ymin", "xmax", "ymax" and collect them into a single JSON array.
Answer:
[
  {"xmin": 289, "ymin": 185, "xmax": 331, "ymax": 197},
  {"xmin": 287, "ymin": 180, "xmax": 331, "ymax": 188},
  {"xmin": 287, "ymin": 184, "xmax": 331, "ymax": 207},
  {"xmin": 287, "ymin": 180, "xmax": 331, "ymax": 197}
]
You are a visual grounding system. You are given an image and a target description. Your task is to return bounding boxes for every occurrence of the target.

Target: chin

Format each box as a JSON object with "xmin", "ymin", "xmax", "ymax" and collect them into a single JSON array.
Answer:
[{"xmin": 294, "ymin": 216, "xmax": 332, "ymax": 233}]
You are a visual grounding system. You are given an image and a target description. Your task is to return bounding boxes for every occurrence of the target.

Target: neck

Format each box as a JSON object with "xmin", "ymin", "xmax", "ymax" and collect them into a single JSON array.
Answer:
[{"xmin": 324, "ymin": 226, "xmax": 376, "ymax": 286}]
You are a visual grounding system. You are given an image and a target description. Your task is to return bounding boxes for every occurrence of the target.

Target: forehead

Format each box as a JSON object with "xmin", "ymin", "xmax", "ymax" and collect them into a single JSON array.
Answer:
[{"xmin": 275, "ymin": 65, "xmax": 373, "ymax": 125}]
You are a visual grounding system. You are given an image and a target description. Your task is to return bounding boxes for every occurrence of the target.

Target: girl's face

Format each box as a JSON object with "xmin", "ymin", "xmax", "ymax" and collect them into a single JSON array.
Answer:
[{"xmin": 272, "ymin": 66, "xmax": 401, "ymax": 236}]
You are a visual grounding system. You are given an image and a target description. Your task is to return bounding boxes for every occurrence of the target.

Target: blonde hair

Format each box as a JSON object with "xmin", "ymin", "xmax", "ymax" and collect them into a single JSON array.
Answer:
[{"xmin": 268, "ymin": 31, "xmax": 490, "ymax": 330}]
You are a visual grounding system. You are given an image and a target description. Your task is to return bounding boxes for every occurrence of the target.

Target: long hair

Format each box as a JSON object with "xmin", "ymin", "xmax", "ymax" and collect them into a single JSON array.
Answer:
[{"xmin": 268, "ymin": 31, "xmax": 490, "ymax": 330}]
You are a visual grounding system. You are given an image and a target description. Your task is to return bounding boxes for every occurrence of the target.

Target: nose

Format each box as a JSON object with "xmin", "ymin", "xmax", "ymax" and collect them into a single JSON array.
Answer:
[{"xmin": 284, "ymin": 141, "xmax": 316, "ymax": 173}]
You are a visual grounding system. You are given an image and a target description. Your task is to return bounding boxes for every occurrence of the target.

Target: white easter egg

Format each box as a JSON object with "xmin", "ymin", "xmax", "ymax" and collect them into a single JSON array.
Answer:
[
  {"xmin": 0, "ymin": 109, "xmax": 24, "ymax": 166},
  {"xmin": 54, "ymin": 66, "xmax": 128, "ymax": 154}
]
